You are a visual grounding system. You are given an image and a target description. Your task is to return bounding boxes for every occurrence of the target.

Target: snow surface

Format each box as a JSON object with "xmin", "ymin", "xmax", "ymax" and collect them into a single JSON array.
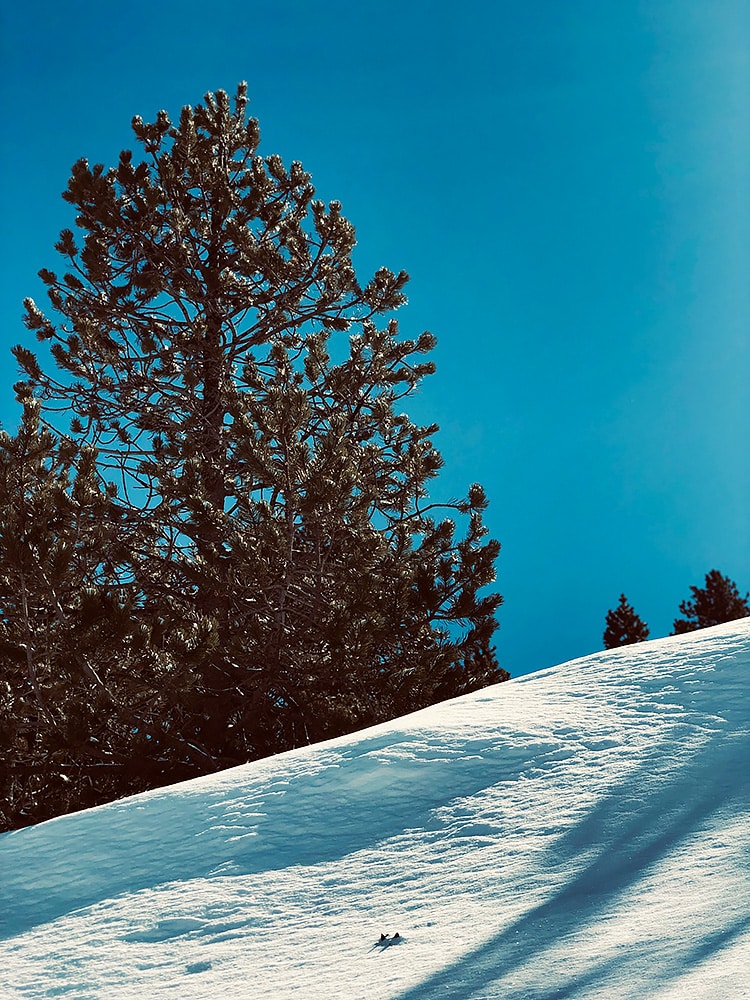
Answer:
[{"xmin": 2, "ymin": 620, "xmax": 749, "ymax": 999}]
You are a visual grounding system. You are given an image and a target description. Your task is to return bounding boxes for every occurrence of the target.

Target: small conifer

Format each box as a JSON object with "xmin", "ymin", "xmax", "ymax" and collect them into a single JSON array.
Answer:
[
  {"xmin": 672, "ymin": 570, "xmax": 750, "ymax": 634},
  {"xmin": 603, "ymin": 594, "xmax": 650, "ymax": 649}
]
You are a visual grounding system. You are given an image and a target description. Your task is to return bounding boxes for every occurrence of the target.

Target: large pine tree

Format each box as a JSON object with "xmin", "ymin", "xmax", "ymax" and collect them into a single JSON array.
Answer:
[
  {"xmin": 672, "ymin": 570, "xmax": 750, "ymax": 634},
  {"xmin": 6, "ymin": 84, "xmax": 506, "ymax": 824},
  {"xmin": 603, "ymin": 593, "xmax": 650, "ymax": 648}
]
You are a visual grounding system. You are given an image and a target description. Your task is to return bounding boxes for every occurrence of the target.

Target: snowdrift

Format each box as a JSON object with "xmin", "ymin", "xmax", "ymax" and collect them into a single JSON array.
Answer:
[{"xmin": 2, "ymin": 620, "xmax": 749, "ymax": 999}]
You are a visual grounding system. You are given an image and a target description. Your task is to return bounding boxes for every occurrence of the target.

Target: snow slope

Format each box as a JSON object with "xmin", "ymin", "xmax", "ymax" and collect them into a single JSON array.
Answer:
[{"xmin": 2, "ymin": 621, "xmax": 749, "ymax": 999}]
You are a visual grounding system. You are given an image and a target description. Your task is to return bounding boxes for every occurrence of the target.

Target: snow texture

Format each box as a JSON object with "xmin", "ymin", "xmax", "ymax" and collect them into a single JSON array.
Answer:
[{"xmin": 2, "ymin": 620, "xmax": 749, "ymax": 999}]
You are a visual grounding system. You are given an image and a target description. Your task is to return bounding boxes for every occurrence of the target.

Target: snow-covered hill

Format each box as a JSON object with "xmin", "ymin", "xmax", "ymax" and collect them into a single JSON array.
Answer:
[{"xmin": 2, "ymin": 621, "xmax": 749, "ymax": 999}]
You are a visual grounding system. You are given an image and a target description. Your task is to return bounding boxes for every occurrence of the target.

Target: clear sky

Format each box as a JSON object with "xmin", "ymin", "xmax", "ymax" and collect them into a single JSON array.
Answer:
[{"xmin": 1, "ymin": 0, "xmax": 748, "ymax": 676}]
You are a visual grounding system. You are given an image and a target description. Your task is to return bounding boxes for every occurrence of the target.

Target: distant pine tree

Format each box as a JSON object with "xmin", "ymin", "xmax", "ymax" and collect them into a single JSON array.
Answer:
[
  {"xmin": 603, "ymin": 594, "xmax": 650, "ymax": 648},
  {"xmin": 672, "ymin": 570, "xmax": 750, "ymax": 634}
]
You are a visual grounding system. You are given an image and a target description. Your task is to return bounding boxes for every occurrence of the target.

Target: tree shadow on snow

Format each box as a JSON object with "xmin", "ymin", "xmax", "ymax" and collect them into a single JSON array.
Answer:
[{"xmin": 393, "ymin": 732, "xmax": 750, "ymax": 1000}]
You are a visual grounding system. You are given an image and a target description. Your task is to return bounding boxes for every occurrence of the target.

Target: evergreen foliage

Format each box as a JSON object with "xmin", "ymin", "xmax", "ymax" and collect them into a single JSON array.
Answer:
[
  {"xmin": 602, "ymin": 594, "xmax": 650, "ymax": 649},
  {"xmin": 672, "ymin": 570, "xmax": 750, "ymax": 634},
  {"xmin": 4, "ymin": 84, "xmax": 506, "ymax": 829},
  {"xmin": 0, "ymin": 402, "xmax": 204, "ymax": 829}
]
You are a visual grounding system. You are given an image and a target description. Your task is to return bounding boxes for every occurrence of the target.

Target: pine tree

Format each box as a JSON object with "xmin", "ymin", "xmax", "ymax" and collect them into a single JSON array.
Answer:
[
  {"xmin": 672, "ymin": 570, "xmax": 750, "ymax": 634},
  {"xmin": 603, "ymin": 594, "xmax": 649, "ymax": 648},
  {"xmin": 0, "ymin": 403, "xmax": 124, "ymax": 826},
  {"xmin": 11, "ymin": 83, "xmax": 506, "ymax": 810},
  {"xmin": 0, "ymin": 402, "xmax": 205, "ymax": 829}
]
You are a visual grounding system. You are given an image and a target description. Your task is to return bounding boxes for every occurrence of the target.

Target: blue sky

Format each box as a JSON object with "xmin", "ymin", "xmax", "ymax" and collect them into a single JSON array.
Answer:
[{"xmin": 1, "ymin": 0, "xmax": 748, "ymax": 675}]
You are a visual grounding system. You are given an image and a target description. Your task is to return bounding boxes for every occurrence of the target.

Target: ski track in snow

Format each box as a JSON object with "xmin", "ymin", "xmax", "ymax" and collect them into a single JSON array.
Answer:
[{"xmin": 1, "ymin": 621, "xmax": 749, "ymax": 999}]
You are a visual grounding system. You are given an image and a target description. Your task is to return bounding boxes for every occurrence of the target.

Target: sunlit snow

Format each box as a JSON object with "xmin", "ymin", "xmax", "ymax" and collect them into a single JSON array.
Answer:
[{"xmin": 2, "ymin": 620, "xmax": 749, "ymax": 999}]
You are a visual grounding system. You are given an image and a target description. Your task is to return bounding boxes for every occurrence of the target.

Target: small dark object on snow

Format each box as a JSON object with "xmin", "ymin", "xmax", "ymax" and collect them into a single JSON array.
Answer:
[{"xmin": 370, "ymin": 931, "xmax": 404, "ymax": 952}]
